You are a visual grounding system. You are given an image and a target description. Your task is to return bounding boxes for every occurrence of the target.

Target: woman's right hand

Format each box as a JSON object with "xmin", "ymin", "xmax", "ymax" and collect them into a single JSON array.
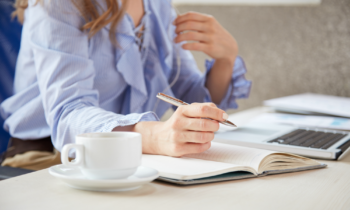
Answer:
[{"xmin": 134, "ymin": 103, "xmax": 228, "ymax": 157}]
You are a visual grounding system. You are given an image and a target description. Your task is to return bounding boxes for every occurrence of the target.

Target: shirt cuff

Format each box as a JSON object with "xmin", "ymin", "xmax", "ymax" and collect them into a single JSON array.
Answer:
[
  {"xmin": 101, "ymin": 111, "xmax": 160, "ymax": 132},
  {"xmin": 203, "ymin": 56, "xmax": 252, "ymax": 110}
]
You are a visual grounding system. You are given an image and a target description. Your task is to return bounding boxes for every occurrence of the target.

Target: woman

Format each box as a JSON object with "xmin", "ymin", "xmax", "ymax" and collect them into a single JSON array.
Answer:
[{"xmin": 0, "ymin": 0, "xmax": 251, "ymax": 170}]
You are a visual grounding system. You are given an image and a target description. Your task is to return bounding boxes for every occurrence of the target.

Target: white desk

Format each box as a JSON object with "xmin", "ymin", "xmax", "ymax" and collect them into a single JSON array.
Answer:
[{"xmin": 1, "ymin": 107, "xmax": 350, "ymax": 210}]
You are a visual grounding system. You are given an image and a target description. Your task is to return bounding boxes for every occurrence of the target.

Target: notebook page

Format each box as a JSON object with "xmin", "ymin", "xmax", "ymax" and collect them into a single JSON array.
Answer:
[
  {"xmin": 185, "ymin": 142, "xmax": 274, "ymax": 172},
  {"xmin": 258, "ymin": 154, "xmax": 321, "ymax": 173},
  {"xmin": 142, "ymin": 154, "xmax": 256, "ymax": 180}
]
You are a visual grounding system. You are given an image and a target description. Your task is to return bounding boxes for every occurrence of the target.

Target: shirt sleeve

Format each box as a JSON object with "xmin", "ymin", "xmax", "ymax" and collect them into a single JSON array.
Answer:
[
  {"xmin": 27, "ymin": 0, "xmax": 158, "ymax": 151},
  {"xmin": 203, "ymin": 57, "xmax": 252, "ymax": 110}
]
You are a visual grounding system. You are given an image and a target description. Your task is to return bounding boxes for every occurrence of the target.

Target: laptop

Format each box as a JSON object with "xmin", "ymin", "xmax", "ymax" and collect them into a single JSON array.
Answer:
[{"xmin": 215, "ymin": 123, "xmax": 350, "ymax": 160}]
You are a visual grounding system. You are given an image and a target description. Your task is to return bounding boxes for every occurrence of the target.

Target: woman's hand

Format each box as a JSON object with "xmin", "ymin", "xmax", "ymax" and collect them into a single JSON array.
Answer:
[
  {"xmin": 173, "ymin": 12, "xmax": 238, "ymax": 64},
  {"xmin": 173, "ymin": 12, "xmax": 238, "ymax": 104},
  {"xmin": 134, "ymin": 103, "xmax": 228, "ymax": 157}
]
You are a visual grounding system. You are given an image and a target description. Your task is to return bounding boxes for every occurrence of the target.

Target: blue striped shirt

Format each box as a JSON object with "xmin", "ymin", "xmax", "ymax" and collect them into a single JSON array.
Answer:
[{"xmin": 0, "ymin": 0, "xmax": 251, "ymax": 151}]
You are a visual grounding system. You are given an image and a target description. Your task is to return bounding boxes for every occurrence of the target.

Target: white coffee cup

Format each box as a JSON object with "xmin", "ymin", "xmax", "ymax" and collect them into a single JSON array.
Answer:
[{"xmin": 61, "ymin": 132, "xmax": 142, "ymax": 180}]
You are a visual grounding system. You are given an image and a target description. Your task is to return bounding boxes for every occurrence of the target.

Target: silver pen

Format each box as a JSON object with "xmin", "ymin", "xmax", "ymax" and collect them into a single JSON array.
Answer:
[{"xmin": 156, "ymin": 93, "xmax": 237, "ymax": 127}]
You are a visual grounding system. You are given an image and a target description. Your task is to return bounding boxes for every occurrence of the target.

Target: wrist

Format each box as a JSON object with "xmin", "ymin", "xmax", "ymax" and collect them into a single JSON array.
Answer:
[
  {"xmin": 215, "ymin": 56, "xmax": 236, "ymax": 68},
  {"xmin": 216, "ymin": 37, "xmax": 238, "ymax": 67},
  {"xmin": 212, "ymin": 57, "xmax": 236, "ymax": 75},
  {"xmin": 134, "ymin": 121, "xmax": 164, "ymax": 154}
]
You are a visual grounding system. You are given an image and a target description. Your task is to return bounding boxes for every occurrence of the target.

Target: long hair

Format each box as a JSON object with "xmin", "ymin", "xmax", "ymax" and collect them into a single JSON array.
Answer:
[{"xmin": 12, "ymin": 0, "xmax": 127, "ymax": 44}]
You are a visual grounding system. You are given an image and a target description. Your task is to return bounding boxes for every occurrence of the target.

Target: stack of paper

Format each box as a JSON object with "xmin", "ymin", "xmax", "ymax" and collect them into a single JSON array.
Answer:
[
  {"xmin": 264, "ymin": 93, "xmax": 350, "ymax": 118},
  {"xmin": 251, "ymin": 113, "xmax": 350, "ymax": 131},
  {"xmin": 259, "ymin": 93, "xmax": 350, "ymax": 130}
]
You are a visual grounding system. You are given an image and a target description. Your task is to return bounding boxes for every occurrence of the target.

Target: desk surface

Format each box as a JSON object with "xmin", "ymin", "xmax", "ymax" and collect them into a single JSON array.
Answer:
[{"xmin": 1, "ymin": 107, "xmax": 350, "ymax": 210}]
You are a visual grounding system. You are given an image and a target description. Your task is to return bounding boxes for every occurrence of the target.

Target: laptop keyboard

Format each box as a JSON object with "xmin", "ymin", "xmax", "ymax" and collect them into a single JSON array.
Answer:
[{"xmin": 268, "ymin": 129, "xmax": 348, "ymax": 150}]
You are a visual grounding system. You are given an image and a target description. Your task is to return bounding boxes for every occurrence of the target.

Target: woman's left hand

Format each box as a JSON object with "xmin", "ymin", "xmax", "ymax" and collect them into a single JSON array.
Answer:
[{"xmin": 173, "ymin": 12, "xmax": 238, "ymax": 63}]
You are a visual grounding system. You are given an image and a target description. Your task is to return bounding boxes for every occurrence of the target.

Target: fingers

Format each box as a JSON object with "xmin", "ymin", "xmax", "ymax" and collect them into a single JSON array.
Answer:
[
  {"xmin": 174, "ymin": 12, "xmax": 212, "ymax": 25},
  {"xmin": 180, "ymin": 131, "xmax": 215, "ymax": 143},
  {"xmin": 173, "ymin": 12, "xmax": 217, "ymax": 55},
  {"xmin": 182, "ymin": 42, "xmax": 208, "ymax": 53},
  {"xmin": 174, "ymin": 31, "xmax": 209, "ymax": 43},
  {"xmin": 178, "ymin": 103, "xmax": 227, "ymax": 122},
  {"xmin": 203, "ymin": 103, "xmax": 217, "ymax": 108},
  {"xmin": 160, "ymin": 102, "xmax": 224, "ymax": 156},
  {"xmin": 185, "ymin": 118, "xmax": 220, "ymax": 132},
  {"xmin": 174, "ymin": 13, "xmax": 214, "ymax": 44},
  {"xmin": 175, "ymin": 21, "xmax": 209, "ymax": 34},
  {"xmin": 173, "ymin": 12, "xmax": 237, "ymax": 61}
]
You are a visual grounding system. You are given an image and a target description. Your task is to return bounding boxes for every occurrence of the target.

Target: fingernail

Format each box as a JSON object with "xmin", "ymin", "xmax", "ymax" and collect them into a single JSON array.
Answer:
[{"xmin": 223, "ymin": 112, "xmax": 228, "ymax": 121}]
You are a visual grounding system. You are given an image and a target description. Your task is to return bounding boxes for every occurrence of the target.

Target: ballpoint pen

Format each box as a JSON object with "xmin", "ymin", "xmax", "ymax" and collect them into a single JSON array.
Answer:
[{"xmin": 156, "ymin": 93, "xmax": 237, "ymax": 127}]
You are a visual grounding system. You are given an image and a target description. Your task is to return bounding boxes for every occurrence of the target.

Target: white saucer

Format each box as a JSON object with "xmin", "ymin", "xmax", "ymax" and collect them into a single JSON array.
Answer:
[{"xmin": 49, "ymin": 165, "xmax": 159, "ymax": 192}]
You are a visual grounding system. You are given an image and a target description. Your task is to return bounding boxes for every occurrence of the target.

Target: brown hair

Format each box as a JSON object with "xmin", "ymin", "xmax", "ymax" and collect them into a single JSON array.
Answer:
[{"xmin": 12, "ymin": 0, "xmax": 127, "ymax": 44}]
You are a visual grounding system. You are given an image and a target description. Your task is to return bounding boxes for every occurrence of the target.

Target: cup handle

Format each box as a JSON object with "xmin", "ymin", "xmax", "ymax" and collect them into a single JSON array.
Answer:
[{"xmin": 61, "ymin": 144, "xmax": 84, "ymax": 167}]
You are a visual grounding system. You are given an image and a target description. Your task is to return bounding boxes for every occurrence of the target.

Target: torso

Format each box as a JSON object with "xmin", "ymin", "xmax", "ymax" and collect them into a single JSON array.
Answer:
[{"xmin": 2, "ymin": 0, "xmax": 199, "ymax": 139}]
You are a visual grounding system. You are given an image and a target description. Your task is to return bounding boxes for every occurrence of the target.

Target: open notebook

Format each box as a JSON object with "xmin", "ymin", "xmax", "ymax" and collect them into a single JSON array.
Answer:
[{"xmin": 142, "ymin": 142, "xmax": 326, "ymax": 185}]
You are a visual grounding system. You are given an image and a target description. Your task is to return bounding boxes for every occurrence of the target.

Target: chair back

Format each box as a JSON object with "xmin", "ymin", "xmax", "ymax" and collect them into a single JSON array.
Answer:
[{"xmin": 0, "ymin": 0, "xmax": 22, "ymax": 153}]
